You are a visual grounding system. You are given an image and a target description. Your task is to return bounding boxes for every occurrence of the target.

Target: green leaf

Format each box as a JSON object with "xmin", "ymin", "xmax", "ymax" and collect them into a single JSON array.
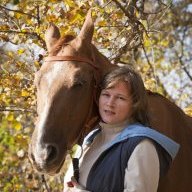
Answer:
[
  {"xmin": 14, "ymin": 121, "xmax": 22, "ymax": 131},
  {"xmin": 7, "ymin": 113, "xmax": 14, "ymax": 121}
]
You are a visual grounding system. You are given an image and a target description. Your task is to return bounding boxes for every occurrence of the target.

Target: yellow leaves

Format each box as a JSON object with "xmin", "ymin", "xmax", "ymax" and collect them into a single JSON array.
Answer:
[
  {"xmin": 97, "ymin": 20, "xmax": 107, "ymax": 27},
  {"xmin": 105, "ymin": 6, "xmax": 113, "ymax": 14},
  {"xmin": 5, "ymin": 113, "xmax": 22, "ymax": 131},
  {"xmin": 66, "ymin": 9, "xmax": 85, "ymax": 24},
  {"xmin": 7, "ymin": 51, "xmax": 14, "ymax": 57},
  {"xmin": 144, "ymin": 78, "xmax": 158, "ymax": 91},
  {"xmin": 111, "ymin": 11, "xmax": 124, "ymax": 21},
  {"xmin": 0, "ymin": 92, "xmax": 11, "ymax": 106},
  {"xmin": 0, "ymin": 25, "xmax": 9, "ymax": 30},
  {"xmin": 159, "ymin": 39, "xmax": 169, "ymax": 47},
  {"xmin": 141, "ymin": 20, "xmax": 148, "ymax": 30},
  {"xmin": 184, "ymin": 105, "xmax": 192, "ymax": 116},
  {"xmin": 15, "ymin": 12, "xmax": 22, "ymax": 19},
  {"xmin": 50, "ymin": 0, "xmax": 58, "ymax": 2},
  {"xmin": 21, "ymin": 89, "xmax": 31, "ymax": 97},
  {"xmin": 144, "ymin": 37, "xmax": 155, "ymax": 47},
  {"xmin": 17, "ymin": 49, "xmax": 25, "ymax": 55},
  {"xmin": 65, "ymin": 0, "xmax": 76, "ymax": 7},
  {"xmin": 46, "ymin": 14, "xmax": 57, "ymax": 22},
  {"xmin": 69, "ymin": 12, "xmax": 84, "ymax": 24},
  {"xmin": 14, "ymin": 121, "xmax": 22, "ymax": 131},
  {"xmin": 15, "ymin": 134, "xmax": 24, "ymax": 142},
  {"xmin": 34, "ymin": 61, "xmax": 40, "ymax": 68},
  {"xmin": 7, "ymin": 113, "xmax": 14, "ymax": 121},
  {"xmin": 144, "ymin": 33, "xmax": 169, "ymax": 48},
  {"xmin": 34, "ymin": 27, "xmax": 42, "ymax": 34}
]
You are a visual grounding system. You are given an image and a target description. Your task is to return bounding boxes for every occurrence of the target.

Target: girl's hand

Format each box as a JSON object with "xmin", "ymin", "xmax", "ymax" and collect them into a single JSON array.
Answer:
[
  {"xmin": 71, "ymin": 176, "xmax": 85, "ymax": 190},
  {"xmin": 65, "ymin": 176, "xmax": 90, "ymax": 192}
]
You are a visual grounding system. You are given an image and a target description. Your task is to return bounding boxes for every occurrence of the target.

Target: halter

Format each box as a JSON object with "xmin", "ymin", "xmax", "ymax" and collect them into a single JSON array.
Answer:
[
  {"xmin": 44, "ymin": 55, "xmax": 100, "ymax": 184},
  {"xmin": 44, "ymin": 55, "xmax": 100, "ymax": 138},
  {"xmin": 44, "ymin": 56, "xmax": 99, "ymax": 69}
]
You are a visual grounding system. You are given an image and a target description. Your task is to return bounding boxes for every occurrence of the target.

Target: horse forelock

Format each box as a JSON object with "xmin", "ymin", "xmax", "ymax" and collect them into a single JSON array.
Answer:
[{"xmin": 49, "ymin": 35, "xmax": 75, "ymax": 55}]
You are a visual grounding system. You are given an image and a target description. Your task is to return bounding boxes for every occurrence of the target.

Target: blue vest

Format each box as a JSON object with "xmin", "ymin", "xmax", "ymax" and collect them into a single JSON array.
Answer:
[{"xmin": 83, "ymin": 123, "xmax": 180, "ymax": 192}]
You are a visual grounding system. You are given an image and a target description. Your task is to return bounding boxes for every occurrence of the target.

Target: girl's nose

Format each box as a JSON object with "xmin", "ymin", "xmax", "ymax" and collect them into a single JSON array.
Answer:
[{"xmin": 106, "ymin": 97, "xmax": 115, "ymax": 106}]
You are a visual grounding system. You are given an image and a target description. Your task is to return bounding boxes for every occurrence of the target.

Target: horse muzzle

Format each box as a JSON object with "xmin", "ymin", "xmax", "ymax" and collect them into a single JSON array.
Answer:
[{"xmin": 28, "ymin": 142, "xmax": 66, "ymax": 175}]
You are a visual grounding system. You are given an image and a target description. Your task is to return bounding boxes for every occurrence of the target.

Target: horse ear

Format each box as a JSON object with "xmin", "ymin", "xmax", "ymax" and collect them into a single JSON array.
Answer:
[
  {"xmin": 45, "ymin": 23, "xmax": 61, "ymax": 52},
  {"xmin": 79, "ymin": 10, "xmax": 94, "ymax": 42}
]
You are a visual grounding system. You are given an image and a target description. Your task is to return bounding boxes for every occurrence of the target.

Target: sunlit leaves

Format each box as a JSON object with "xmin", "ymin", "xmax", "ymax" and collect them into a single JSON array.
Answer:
[
  {"xmin": 184, "ymin": 105, "xmax": 192, "ymax": 116},
  {"xmin": 65, "ymin": 0, "xmax": 77, "ymax": 8},
  {"xmin": 0, "ymin": 0, "xmax": 191, "ymax": 191},
  {"xmin": 6, "ymin": 113, "xmax": 14, "ymax": 121},
  {"xmin": 17, "ymin": 48, "xmax": 25, "ymax": 55}
]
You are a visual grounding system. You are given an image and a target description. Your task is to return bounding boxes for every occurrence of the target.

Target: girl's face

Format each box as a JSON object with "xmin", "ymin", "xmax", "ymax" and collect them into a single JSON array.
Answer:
[{"xmin": 99, "ymin": 80, "xmax": 133, "ymax": 125}]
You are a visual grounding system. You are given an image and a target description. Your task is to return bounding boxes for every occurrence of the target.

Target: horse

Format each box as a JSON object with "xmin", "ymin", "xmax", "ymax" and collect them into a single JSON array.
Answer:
[{"xmin": 28, "ymin": 11, "xmax": 192, "ymax": 191}]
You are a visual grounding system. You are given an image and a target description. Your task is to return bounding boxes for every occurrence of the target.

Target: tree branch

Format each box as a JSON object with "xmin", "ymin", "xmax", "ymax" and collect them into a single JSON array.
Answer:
[
  {"xmin": 0, "ymin": 30, "xmax": 46, "ymax": 49},
  {"xmin": 141, "ymin": 44, "xmax": 173, "ymax": 100},
  {"xmin": 111, "ymin": 0, "xmax": 147, "ymax": 34},
  {"xmin": 175, "ymin": 27, "xmax": 192, "ymax": 81},
  {"xmin": 111, "ymin": 33, "xmax": 141, "ymax": 63},
  {"xmin": 36, "ymin": 5, "xmax": 41, "ymax": 27},
  {"xmin": 0, "ymin": 107, "xmax": 35, "ymax": 113},
  {"xmin": 0, "ymin": 5, "xmax": 38, "ymax": 19}
]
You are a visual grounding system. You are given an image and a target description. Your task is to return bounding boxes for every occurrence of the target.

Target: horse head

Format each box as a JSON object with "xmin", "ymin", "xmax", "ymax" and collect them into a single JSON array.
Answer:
[{"xmin": 28, "ymin": 11, "xmax": 113, "ymax": 174}]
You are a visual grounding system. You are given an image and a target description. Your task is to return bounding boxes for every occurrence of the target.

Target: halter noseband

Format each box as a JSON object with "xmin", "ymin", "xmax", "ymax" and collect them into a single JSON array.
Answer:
[{"xmin": 44, "ymin": 56, "xmax": 99, "ymax": 69}]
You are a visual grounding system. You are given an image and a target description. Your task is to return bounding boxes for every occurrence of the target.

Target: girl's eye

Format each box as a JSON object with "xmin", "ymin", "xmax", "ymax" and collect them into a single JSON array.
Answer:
[
  {"xmin": 117, "ymin": 96, "xmax": 126, "ymax": 100},
  {"xmin": 101, "ymin": 93, "xmax": 110, "ymax": 97}
]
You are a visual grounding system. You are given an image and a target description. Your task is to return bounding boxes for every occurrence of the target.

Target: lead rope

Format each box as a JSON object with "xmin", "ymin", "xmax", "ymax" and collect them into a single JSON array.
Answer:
[
  {"xmin": 72, "ymin": 158, "xmax": 80, "ymax": 182},
  {"xmin": 70, "ymin": 145, "xmax": 83, "ymax": 183},
  {"xmin": 41, "ymin": 174, "xmax": 51, "ymax": 192}
]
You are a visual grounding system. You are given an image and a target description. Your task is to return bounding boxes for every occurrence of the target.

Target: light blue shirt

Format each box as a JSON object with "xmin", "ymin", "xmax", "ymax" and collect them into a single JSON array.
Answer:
[{"xmin": 84, "ymin": 123, "xmax": 180, "ymax": 160}]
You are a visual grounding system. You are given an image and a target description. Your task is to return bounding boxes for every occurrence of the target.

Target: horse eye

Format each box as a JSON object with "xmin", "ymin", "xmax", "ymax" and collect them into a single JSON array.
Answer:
[{"xmin": 72, "ymin": 80, "xmax": 86, "ymax": 88}]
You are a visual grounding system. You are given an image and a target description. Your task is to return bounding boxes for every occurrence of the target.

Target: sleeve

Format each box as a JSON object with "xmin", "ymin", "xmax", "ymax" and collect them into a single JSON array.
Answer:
[
  {"xmin": 124, "ymin": 139, "xmax": 160, "ymax": 192},
  {"xmin": 63, "ymin": 160, "xmax": 73, "ymax": 191}
]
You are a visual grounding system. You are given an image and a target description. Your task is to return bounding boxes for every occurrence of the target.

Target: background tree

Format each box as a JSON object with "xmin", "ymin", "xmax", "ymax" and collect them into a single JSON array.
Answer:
[{"xmin": 0, "ymin": 0, "xmax": 191, "ymax": 191}]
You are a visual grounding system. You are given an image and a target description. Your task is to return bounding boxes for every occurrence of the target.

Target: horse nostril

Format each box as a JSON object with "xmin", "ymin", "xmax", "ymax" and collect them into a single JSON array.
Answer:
[{"xmin": 46, "ymin": 144, "xmax": 58, "ymax": 163}]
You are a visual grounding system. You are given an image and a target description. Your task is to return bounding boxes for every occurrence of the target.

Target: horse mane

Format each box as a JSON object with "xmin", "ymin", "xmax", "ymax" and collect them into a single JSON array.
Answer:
[
  {"xmin": 50, "ymin": 35, "xmax": 75, "ymax": 55},
  {"xmin": 147, "ymin": 90, "xmax": 192, "ymax": 129},
  {"xmin": 146, "ymin": 90, "xmax": 185, "ymax": 114}
]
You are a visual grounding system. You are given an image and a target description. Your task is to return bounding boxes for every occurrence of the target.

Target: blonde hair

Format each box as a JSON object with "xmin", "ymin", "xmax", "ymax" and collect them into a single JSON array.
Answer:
[{"xmin": 100, "ymin": 66, "xmax": 148, "ymax": 125}]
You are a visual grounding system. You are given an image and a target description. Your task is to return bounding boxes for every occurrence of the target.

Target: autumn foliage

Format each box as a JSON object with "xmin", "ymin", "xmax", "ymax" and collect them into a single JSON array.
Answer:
[{"xmin": 0, "ymin": 0, "xmax": 192, "ymax": 191}]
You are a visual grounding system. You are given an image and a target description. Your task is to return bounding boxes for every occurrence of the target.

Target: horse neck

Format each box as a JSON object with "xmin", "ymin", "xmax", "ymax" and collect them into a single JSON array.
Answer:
[
  {"xmin": 91, "ymin": 44, "xmax": 117, "ymax": 78},
  {"xmin": 82, "ymin": 44, "xmax": 116, "ymax": 134}
]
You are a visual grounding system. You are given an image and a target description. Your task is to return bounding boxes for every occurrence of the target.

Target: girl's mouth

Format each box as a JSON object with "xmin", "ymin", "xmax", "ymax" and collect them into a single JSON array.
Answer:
[{"xmin": 104, "ymin": 110, "xmax": 115, "ymax": 115}]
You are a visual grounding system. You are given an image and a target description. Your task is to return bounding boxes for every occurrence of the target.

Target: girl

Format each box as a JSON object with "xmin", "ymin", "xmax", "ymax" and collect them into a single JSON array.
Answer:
[{"xmin": 64, "ymin": 66, "xmax": 179, "ymax": 192}]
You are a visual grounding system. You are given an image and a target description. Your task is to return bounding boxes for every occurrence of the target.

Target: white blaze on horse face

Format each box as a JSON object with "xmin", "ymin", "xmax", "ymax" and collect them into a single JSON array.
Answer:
[
  {"xmin": 44, "ymin": 62, "xmax": 76, "ymax": 89},
  {"xmin": 37, "ymin": 63, "xmax": 63, "ymax": 141},
  {"xmin": 34, "ymin": 63, "xmax": 64, "ymax": 164},
  {"xmin": 45, "ymin": 62, "xmax": 64, "ymax": 89},
  {"xmin": 34, "ymin": 62, "xmax": 78, "ymax": 164},
  {"xmin": 34, "ymin": 100, "xmax": 50, "ymax": 165}
]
